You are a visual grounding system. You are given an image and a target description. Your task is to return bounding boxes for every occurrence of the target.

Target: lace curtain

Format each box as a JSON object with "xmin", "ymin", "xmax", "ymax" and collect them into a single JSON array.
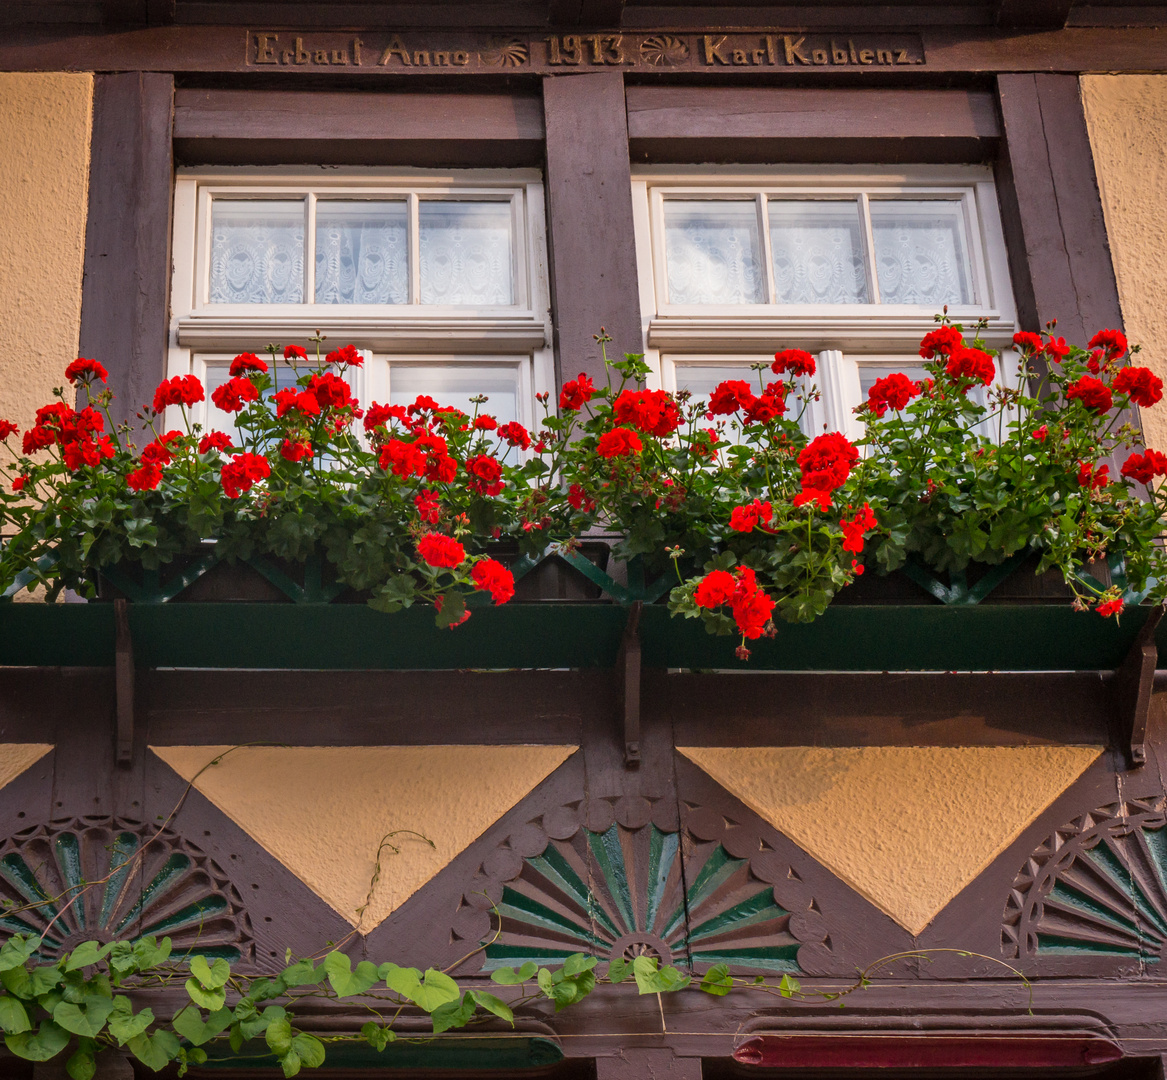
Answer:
[
  {"xmin": 419, "ymin": 202, "xmax": 513, "ymax": 306},
  {"xmin": 664, "ymin": 201, "xmax": 764, "ymax": 305},
  {"xmin": 315, "ymin": 202, "xmax": 408, "ymax": 305},
  {"xmin": 870, "ymin": 201, "xmax": 972, "ymax": 306},
  {"xmin": 210, "ymin": 201, "xmax": 305, "ymax": 304},
  {"xmin": 768, "ymin": 201, "xmax": 868, "ymax": 304}
]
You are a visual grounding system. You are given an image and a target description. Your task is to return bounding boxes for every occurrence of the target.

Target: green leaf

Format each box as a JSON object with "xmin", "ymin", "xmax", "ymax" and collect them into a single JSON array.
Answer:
[
  {"xmin": 430, "ymin": 993, "xmax": 477, "ymax": 1035},
  {"xmin": 411, "ymin": 970, "xmax": 461, "ymax": 1013},
  {"xmin": 490, "ymin": 961, "xmax": 537, "ymax": 986},
  {"xmin": 562, "ymin": 954, "xmax": 597, "ymax": 977},
  {"xmin": 606, "ymin": 958, "xmax": 630, "ymax": 985},
  {"xmin": 108, "ymin": 998, "xmax": 154, "ymax": 1046},
  {"xmin": 631, "ymin": 956, "xmax": 690, "ymax": 995},
  {"xmin": 290, "ymin": 1033, "xmax": 325, "ymax": 1069},
  {"xmin": 53, "ymin": 995, "xmax": 114, "ymax": 1037},
  {"xmin": 468, "ymin": 990, "xmax": 513, "ymax": 1026},
  {"xmin": 64, "ymin": 942, "xmax": 114, "ymax": 973},
  {"xmin": 0, "ymin": 996, "xmax": 31, "ymax": 1033},
  {"xmin": 265, "ymin": 1017, "xmax": 293, "ymax": 1057},
  {"xmin": 132, "ymin": 938, "xmax": 172, "ymax": 972},
  {"xmin": 380, "ymin": 963, "xmax": 422, "ymax": 1000},
  {"xmin": 66, "ymin": 1044, "xmax": 96, "ymax": 1080},
  {"xmin": 778, "ymin": 973, "xmax": 801, "ymax": 998},
  {"xmin": 6, "ymin": 1020, "xmax": 70, "ymax": 1061},
  {"xmin": 172, "ymin": 1006, "xmax": 233, "ymax": 1047},
  {"xmin": 127, "ymin": 1030, "xmax": 182, "ymax": 1072},
  {"xmin": 434, "ymin": 590, "xmax": 466, "ymax": 630},
  {"xmin": 322, "ymin": 952, "xmax": 378, "ymax": 998},
  {"xmin": 281, "ymin": 960, "xmax": 325, "ymax": 988},
  {"xmin": 185, "ymin": 978, "xmax": 226, "ymax": 1011},
  {"xmin": 699, "ymin": 964, "xmax": 733, "ymax": 997},
  {"xmin": 536, "ymin": 968, "xmax": 553, "ymax": 996},
  {"xmin": 360, "ymin": 1021, "xmax": 396, "ymax": 1051},
  {"xmin": 189, "ymin": 956, "xmax": 230, "ymax": 990},
  {"xmin": 0, "ymin": 936, "xmax": 40, "ymax": 972}
]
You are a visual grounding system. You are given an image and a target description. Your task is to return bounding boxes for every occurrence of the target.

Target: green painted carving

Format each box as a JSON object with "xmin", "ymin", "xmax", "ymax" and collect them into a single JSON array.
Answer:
[
  {"xmin": 484, "ymin": 822, "xmax": 802, "ymax": 973},
  {"xmin": 0, "ymin": 818, "xmax": 252, "ymax": 963}
]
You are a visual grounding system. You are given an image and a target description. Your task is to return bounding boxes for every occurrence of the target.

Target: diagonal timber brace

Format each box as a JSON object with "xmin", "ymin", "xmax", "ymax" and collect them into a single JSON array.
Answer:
[
  {"xmin": 618, "ymin": 601, "xmax": 642, "ymax": 768},
  {"xmin": 1112, "ymin": 603, "xmax": 1165, "ymax": 768}
]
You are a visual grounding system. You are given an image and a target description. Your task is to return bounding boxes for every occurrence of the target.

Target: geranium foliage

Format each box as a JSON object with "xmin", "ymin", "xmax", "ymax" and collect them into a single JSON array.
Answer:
[{"xmin": 1, "ymin": 322, "xmax": 1164, "ymax": 656}]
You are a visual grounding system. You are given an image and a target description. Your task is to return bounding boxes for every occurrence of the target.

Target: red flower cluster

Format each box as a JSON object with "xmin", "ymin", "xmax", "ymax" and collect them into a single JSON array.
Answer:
[
  {"xmin": 198, "ymin": 431, "xmax": 233, "ymax": 454},
  {"xmin": 126, "ymin": 462, "xmax": 162, "ymax": 492},
  {"xmin": 867, "ymin": 372, "xmax": 921, "ymax": 417},
  {"xmin": 497, "ymin": 422, "xmax": 531, "ymax": 449},
  {"xmin": 918, "ymin": 326, "xmax": 964, "ymax": 359},
  {"xmin": 64, "ymin": 358, "xmax": 108, "ymax": 384},
  {"xmin": 794, "ymin": 432, "xmax": 859, "ymax": 510},
  {"xmin": 1012, "ymin": 331, "xmax": 1044, "ymax": 354},
  {"xmin": 471, "ymin": 557, "xmax": 515, "ymax": 605},
  {"xmin": 220, "ymin": 452, "xmax": 270, "ymax": 498},
  {"xmin": 474, "ymin": 415, "xmax": 498, "ymax": 431},
  {"xmin": 1045, "ymin": 337, "xmax": 1071, "ymax": 363},
  {"xmin": 1121, "ymin": 450, "xmax": 1167, "ymax": 484},
  {"xmin": 729, "ymin": 499, "xmax": 773, "ymax": 533},
  {"xmin": 597, "ymin": 427, "xmax": 642, "ymax": 458},
  {"xmin": 613, "ymin": 389, "xmax": 682, "ymax": 437},
  {"xmin": 1066, "ymin": 376, "xmax": 1113, "ymax": 414},
  {"xmin": 364, "ymin": 402, "xmax": 409, "ymax": 433},
  {"xmin": 945, "ymin": 346, "xmax": 995, "ymax": 387},
  {"xmin": 417, "ymin": 532, "xmax": 465, "ymax": 569},
  {"xmin": 229, "ymin": 353, "xmax": 268, "ymax": 376},
  {"xmin": 840, "ymin": 503, "xmax": 878, "ymax": 555},
  {"xmin": 1077, "ymin": 460, "xmax": 1110, "ymax": 490},
  {"xmin": 279, "ymin": 439, "xmax": 313, "ymax": 463},
  {"xmin": 325, "ymin": 344, "xmax": 363, "ymax": 368},
  {"xmin": 692, "ymin": 566, "xmax": 775, "ymax": 641},
  {"xmin": 274, "ymin": 388, "xmax": 322, "ymax": 419},
  {"xmin": 211, "ymin": 377, "xmax": 260, "ymax": 413},
  {"xmin": 708, "ymin": 380, "xmax": 754, "ymax": 416},
  {"xmin": 0, "ymin": 420, "xmax": 17, "ymax": 441},
  {"xmin": 465, "ymin": 454, "xmax": 504, "ymax": 496},
  {"xmin": 153, "ymin": 375, "xmax": 204, "ymax": 413},
  {"xmin": 307, "ymin": 372, "xmax": 358, "ymax": 411},
  {"xmin": 1088, "ymin": 329, "xmax": 1128, "ymax": 359},
  {"xmin": 414, "ymin": 489, "xmax": 441, "ymax": 524},
  {"xmin": 745, "ymin": 385, "xmax": 787, "ymax": 424},
  {"xmin": 560, "ymin": 373, "xmax": 596, "ymax": 411},
  {"xmin": 141, "ymin": 430, "xmax": 183, "ymax": 467},
  {"xmin": 283, "ymin": 345, "xmax": 307, "ymax": 363},
  {"xmin": 22, "ymin": 402, "xmax": 113, "ymax": 470},
  {"xmin": 567, "ymin": 483, "xmax": 596, "ymax": 512},
  {"xmin": 772, "ymin": 349, "xmax": 817, "ymax": 377},
  {"xmin": 1112, "ymin": 365, "xmax": 1163, "ymax": 408},
  {"xmin": 1096, "ymin": 598, "xmax": 1124, "ymax": 619}
]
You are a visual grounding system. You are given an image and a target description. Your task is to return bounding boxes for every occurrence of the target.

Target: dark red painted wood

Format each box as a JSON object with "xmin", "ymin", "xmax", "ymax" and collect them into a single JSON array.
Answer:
[
  {"xmin": 996, "ymin": 0, "xmax": 1073, "ymax": 28},
  {"xmin": 542, "ymin": 71, "xmax": 643, "ymax": 384},
  {"xmin": 734, "ymin": 1035, "xmax": 1123, "ymax": 1068},
  {"xmin": 79, "ymin": 73, "xmax": 174, "ymax": 428}
]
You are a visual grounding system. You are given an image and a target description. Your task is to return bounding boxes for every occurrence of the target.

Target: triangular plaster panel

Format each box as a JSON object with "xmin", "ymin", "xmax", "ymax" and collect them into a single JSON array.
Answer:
[
  {"xmin": 152, "ymin": 745, "xmax": 576, "ymax": 932},
  {"xmin": 0, "ymin": 745, "xmax": 52, "ymax": 789},
  {"xmin": 679, "ymin": 745, "xmax": 1102, "ymax": 935}
]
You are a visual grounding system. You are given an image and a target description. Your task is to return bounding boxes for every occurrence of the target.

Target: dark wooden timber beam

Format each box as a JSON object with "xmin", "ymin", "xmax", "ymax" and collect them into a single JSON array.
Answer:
[
  {"xmin": 627, "ymin": 87, "xmax": 1000, "ymax": 164},
  {"xmin": 113, "ymin": 599, "xmax": 134, "ymax": 768},
  {"xmin": 173, "ymin": 90, "xmax": 545, "ymax": 167},
  {"xmin": 79, "ymin": 73, "xmax": 174, "ymax": 429},
  {"xmin": 996, "ymin": 0, "xmax": 1073, "ymax": 28},
  {"xmin": 548, "ymin": 0, "xmax": 625, "ymax": 26},
  {"xmin": 618, "ymin": 602, "xmax": 642, "ymax": 768},
  {"xmin": 542, "ymin": 71, "xmax": 643, "ymax": 385},
  {"xmin": 101, "ymin": 0, "xmax": 174, "ymax": 25},
  {"xmin": 1112, "ymin": 604, "xmax": 1166, "ymax": 767}
]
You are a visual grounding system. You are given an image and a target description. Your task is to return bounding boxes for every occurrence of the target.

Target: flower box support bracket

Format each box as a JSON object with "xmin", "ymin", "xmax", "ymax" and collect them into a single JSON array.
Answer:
[
  {"xmin": 113, "ymin": 598, "xmax": 134, "ymax": 768},
  {"xmin": 1112, "ymin": 601, "xmax": 1165, "ymax": 768},
  {"xmin": 618, "ymin": 601, "xmax": 643, "ymax": 769}
]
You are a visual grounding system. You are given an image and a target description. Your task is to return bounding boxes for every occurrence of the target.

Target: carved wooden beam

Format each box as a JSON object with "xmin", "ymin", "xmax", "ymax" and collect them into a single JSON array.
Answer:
[
  {"xmin": 1112, "ymin": 603, "xmax": 1164, "ymax": 768},
  {"xmin": 114, "ymin": 599, "xmax": 134, "ymax": 767},
  {"xmin": 618, "ymin": 601, "xmax": 642, "ymax": 768},
  {"xmin": 995, "ymin": 0, "xmax": 1073, "ymax": 28},
  {"xmin": 548, "ymin": 0, "xmax": 625, "ymax": 26}
]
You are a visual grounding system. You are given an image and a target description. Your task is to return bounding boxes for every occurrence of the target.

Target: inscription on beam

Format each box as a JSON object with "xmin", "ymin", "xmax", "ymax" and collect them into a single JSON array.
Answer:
[{"xmin": 247, "ymin": 31, "xmax": 925, "ymax": 71}]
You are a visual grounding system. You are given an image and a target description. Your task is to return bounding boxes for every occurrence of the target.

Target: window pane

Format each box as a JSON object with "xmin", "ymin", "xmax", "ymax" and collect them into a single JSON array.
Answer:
[
  {"xmin": 768, "ymin": 200, "xmax": 868, "ymax": 304},
  {"xmin": 663, "ymin": 201, "xmax": 764, "ymax": 305},
  {"xmin": 210, "ymin": 200, "xmax": 305, "ymax": 304},
  {"xmin": 870, "ymin": 200, "xmax": 972, "ymax": 306},
  {"xmin": 857, "ymin": 361, "xmax": 930, "ymax": 398},
  {"xmin": 419, "ymin": 202, "xmax": 513, "ymax": 305},
  {"xmin": 390, "ymin": 365, "xmax": 520, "ymax": 426},
  {"xmin": 315, "ymin": 201, "xmax": 408, "ymax": 305},
  {"xmin": 675, "ymin": 364, "xmax": 765, "ymax": 403}
]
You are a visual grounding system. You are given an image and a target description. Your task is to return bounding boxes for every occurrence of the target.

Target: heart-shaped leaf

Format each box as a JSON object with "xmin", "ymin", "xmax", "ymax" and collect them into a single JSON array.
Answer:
[
  {"xmin": 64, "ymin": 943, "xmax": 114, "ymax": 973},
  {"xmin": 127, "ymin": 1029, "xmax": 181, "ymax": 1072},
  {"xmin": 189, "ymin": 956, "xmax": 230, "ymax": 990},
  {"xmin": 53, "ymin": 996, "xmax": 114, "ymax": 1038},
  {"xmin": 0, "ymin": 996, "xmax": 31, "ymax": 1034},
  {"xmin": 6, "ymin": 1020, "xmax": 70, "ymax": 1061}
]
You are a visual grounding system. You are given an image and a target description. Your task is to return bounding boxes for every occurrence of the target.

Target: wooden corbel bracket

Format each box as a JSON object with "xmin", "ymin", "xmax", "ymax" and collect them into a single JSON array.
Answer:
[
  {"xmin": 114, "ymin": 599, "xmax": 134, "ymax": 767},
  {"xmin": 1112, "ymin": 602, "xmax": 1165, "ymax": 768},
  {"xmin": 618, "ymin": 601, "xmax": 642, "ymax": 769}
]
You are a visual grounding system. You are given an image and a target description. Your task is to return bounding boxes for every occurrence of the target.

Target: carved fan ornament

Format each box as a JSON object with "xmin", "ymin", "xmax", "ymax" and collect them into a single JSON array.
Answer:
[
  {"xmin": 458, "ymin": 797, "xmax": 832, "ymax": 974},
  {"xmin": 1004, "ymin": 797, "xmax": 1167, "ymax": 962},
  {"xmin": 640, "ymin": 35, "xmax": 690, "ymax": 66},
  {"xmin": 0, "ymin": 818, "xmax": 253, "ymax": 963}
]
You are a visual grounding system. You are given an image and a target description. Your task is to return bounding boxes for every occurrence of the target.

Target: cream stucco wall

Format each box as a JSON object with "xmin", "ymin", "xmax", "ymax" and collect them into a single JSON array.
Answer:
[
  {"xmin": 0, "ymin": 73, "xmax": 93, "ymax": 444},
  {"xmin": 1082, "ymin": 75, "xmax": 1167, "ymax": 451}
]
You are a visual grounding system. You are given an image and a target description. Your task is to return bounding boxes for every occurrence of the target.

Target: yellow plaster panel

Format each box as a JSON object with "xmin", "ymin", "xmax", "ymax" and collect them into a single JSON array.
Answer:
[
  {"xmin": 0, "ymin": 744, "xmax": 53, "ymax": 790},
  {"xmin": 0, "ymin": 74, "xmax": 93, "ymax": 444},
  {"xmin": 151, "ymin": 745, "xmax": 576, "ymax": 932},
  {"xmin": 679, "ymin": 745, "xmax": 1101, "ymax": 935},
  {"xmin": 1081, "ymin": 75, "xmax": 1167, "ymax": 451}
]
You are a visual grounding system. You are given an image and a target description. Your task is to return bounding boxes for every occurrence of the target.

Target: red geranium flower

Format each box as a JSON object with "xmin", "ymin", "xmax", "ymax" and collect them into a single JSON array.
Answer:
[
  {"xmin": 474, "ymin": 415, "xmax": 498, "ymax": 431},
  {"xmin": 471, "ymin": 557, "xmax": 515, "ymax": 605},
  {"xmin": 11, "ymin": 472, "xmax": 29, "ymax": 493},
  {"xmin": 211, "ymin": 376, "xmax": 260, "ymax": 414},
  {"xmin": 730, "ymin": 567, "xmax": 775, "ymax": 640},
  {"xmin": 567, "ymin": 483, "xmax": 596, "ymax": 512},
  {"xmin": 840, "ymin": 503, "xmax": 878, "ymax": 555},
  {"xmin": 379, "ymin": 439, "xmax": 427, "ymax": 478},
  {"xmin": 229, "ymin": 352, "xmax": 268, "ymax": 377},
  {"xmin": 918, "ymin": 326, "xmax": 964, "ymax": 359},
  {"xmin": 1012, "ymin": 332, "xmax": 1044, "ymax": 354},
  {"xmin": 1044, "ymin": 337, "xmax": 1071, "ymax": 363},
  {"xmin": 708, "ymin": 380, "xmax": 755, "ymax": 416},
  {"xmin": 744, "ymin": 391, "xmax": 786, "ymax": 424},
  {"xmin": 153, "ymin": 375, "xmax": 204, "ymax": 413},
  {"xmin": 198, "ymin": 431, "xmax": 233, "ymax": 454},
  {"xmin": 1121, "ymin": 449, "xmax": 1167, "ymax": 484},
  {"xmin": 65, "ymin": 358, "xmax": 108, "ymax": 384},
  {"xmin": 1112, "ymin": 365, "xmax": 1164, "ymax": 409},
  {"xmin": 364, "ymin": 402, "xmax": 409, "ymax": 432},
  {"xmin": 0, "ymin": 420, "xmax": 17, "ymax": 441},
  {"xmin": 613, "ymin": 389, "xmax": 682, "ymax": 437},
  {"xmin": 126, "ymin": 462, "xmax": 163, "ymax": 492},
  {"xmin": 1032, "ymin": 425, "xmax": 1048, "ymax": 442},
  {"xmin": 597, "ymin": 427, "xmax": 642, "ymax": 458},
  {"xmin": 797, "ymin": 432, "xmax": 858, "ymax": 495},
  {"xmin": 465, "ymin": 454, "xmax": 504, "ymax": 496},
  {"xmin": 498, "ymin": 421, "xmax": 531, "ymax": 449},
  {"xmin": 279, "ymin": 438, "xmax": 313, "ymax": 462},
  {"xmin": 414, "ymin": 489, "xmax": 441, "ymax": 524},
  {"xmin": 1066, "ymin": 375, "xmax": 1113, "ymax": 414},
  {"xmin": 273, "ymin": 388, "xmax": 322, "ymax": 418},
  {"xmin": 945, "ymin": 346, "xmax": 995, "ymax": 387},
  {"xmin": 1096, "ymin": 598, "xmax": 1124, "ymax": 619},
  {"xmin": 1088, "ymin": 329, "xmax": 1128, "ymax": 359},
  {"xmin": 62, "ymin": 434, "xmax": 115, "ymax": 471},
  {"xmin": 308, "ymin": 372, "xmax": 357, "ymax": 410},
  {"xmin": 408, "ymin": 395, "xmax": 442, "ymax": 416},
  {"xmin": 220, "ymin": 452, "xmax": 270, "ymax": 498},
  {"xmin": 772, "ymin": 349, "xmax": 817, "ymax": 377},
  {"xmin": 867, "ymin": 372, "xmax": 921, "ymax": 417},
  {"xmin": 694, "ymin": 569, "xmax": 736, "ymax": 609},
  {"xmin": 140, "ymin": 430, "xmax": 183, "ymax": 466},
  {"xmin": 1077, "ymin": 460, "xmax": 1111, "ymax": 490},
  {"xmin": 325, "ymin": 344, "xmax": 363, "ymax": 368},
  {"xmin": 417, "ymin": 532, "xmax": 465, "ymax": 569},
  {"xmin": 728, "ymin": 500, "xmax": 773, "ymax": 533},
  {"xmin": 559, "ymin": 373, "xmax": 597, "ymax": 411}
]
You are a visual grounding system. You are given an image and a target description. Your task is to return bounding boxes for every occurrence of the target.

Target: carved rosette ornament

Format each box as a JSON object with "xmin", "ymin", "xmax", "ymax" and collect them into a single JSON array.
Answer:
[
  {"xmin": 1003, "ymin": 798, "xmax": 1167, "ymax": 962},
  {"xmin": 478, "ymin": 38, "xmax": 528, "ymax": 67},
  {"xmin": 457, "ymin": 797, "xmax": 832, "ymax": 974},
  {"xmin": 0, "ymin": 817, "xmax": 253, "ymax": 963},
  {"xmin": 639, "ymin": 35, "xmax": 690, "ymax": 66}
]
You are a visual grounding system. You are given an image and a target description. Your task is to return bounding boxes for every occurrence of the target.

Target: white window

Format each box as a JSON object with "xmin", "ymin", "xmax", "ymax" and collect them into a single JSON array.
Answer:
[
  {"xmin": 168, "ymin": 168, "xmax": 553, "ymax": 435},
  {"xmin": 631, "ymin": 167, "xmax": 1019, "ymax": 439}
]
